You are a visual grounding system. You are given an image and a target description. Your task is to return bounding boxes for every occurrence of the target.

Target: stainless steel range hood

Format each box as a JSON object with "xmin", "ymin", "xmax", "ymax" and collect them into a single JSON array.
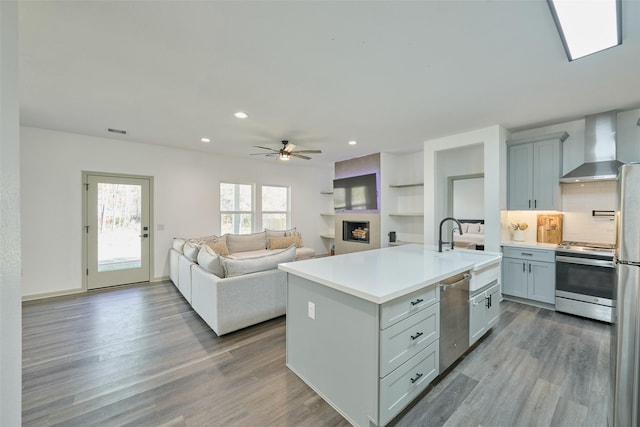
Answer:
[{"xmin": 560, "ymin": 111, "xmax": 624, "ymax": 183}]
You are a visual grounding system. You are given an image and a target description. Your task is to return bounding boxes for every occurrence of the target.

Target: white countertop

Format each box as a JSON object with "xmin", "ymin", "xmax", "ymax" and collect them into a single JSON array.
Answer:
[
  {"xmin": 279, "ymin": 244, "xmax": 502, "ymax": 304},
  {"xmin": 501, "ymin": 241, "xmax": 558, "ymax": 251}
]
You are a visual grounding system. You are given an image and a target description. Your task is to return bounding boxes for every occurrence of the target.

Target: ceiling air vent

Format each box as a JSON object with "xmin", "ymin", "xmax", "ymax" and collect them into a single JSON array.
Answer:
[{"xmin": 107, "ymin": 128, "xmax": 127, "ymax": 135}]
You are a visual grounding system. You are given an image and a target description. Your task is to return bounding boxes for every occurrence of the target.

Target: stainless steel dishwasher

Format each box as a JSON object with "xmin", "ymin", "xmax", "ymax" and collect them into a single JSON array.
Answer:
[{"xmin": 439, "ymin": 271, "xmax": 470, "ymax": 373}]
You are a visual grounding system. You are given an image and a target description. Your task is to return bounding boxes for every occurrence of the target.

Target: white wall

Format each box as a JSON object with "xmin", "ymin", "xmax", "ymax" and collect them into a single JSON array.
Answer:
[
  {"xmin": 0, "ymin": 1, "xmax": 22, "ymax": 424},
  {"xmin": 453, "ymin": 177, "xmax": 484, "ymax": 219},
  {"xmin": 21, "ymin": 126, "xmax": 331, "ymax": 298},
  {"xmin": 424, "ymin": 125, "xmax": 508, "ymax": 252}
]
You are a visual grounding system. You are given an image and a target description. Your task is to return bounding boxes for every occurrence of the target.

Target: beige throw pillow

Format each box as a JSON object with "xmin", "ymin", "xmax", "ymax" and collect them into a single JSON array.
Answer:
[
  {"xmin": 269, "ymin": 236, "xmax": 302, "ymax": 249},
  {"xmin": 197, "ymin": 245, "xmax": 224, "ymax": 277},
  {"xmin": 207, "ymin": 240, "xmax": 230, "ymax": 256}
]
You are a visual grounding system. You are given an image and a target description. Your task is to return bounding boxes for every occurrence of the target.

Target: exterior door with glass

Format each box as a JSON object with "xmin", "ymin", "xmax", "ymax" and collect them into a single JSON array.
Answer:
[{"xmin": 86, "ymin": 174, "xmax": 151, "ymax": 289}]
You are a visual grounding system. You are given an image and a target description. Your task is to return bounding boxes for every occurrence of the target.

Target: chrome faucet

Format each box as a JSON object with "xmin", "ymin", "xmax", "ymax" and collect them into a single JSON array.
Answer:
[{"xmin": 438, "ymin": 217, "xmax": 463, "ymax": 252}]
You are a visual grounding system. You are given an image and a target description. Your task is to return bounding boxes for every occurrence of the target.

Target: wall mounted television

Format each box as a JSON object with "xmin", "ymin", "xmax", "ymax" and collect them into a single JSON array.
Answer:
[{"xmin": 333, "ymin": 173, "xmax": 378, "ymax": 212}]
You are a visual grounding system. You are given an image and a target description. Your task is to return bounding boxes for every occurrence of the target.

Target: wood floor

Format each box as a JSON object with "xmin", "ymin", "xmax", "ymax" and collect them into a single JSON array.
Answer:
[{"xmin": 22, "ymin": 281, "xmax": 611, "ymax": 427}]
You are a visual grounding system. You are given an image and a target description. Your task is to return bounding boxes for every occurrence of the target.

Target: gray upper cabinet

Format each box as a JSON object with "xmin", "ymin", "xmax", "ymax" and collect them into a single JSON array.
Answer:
[{"xmin": 507, "ymin": 132, "xmax": 568, "ymax": 210}]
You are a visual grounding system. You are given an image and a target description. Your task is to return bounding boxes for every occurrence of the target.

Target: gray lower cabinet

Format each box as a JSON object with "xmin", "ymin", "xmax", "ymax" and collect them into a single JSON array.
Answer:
[
  {"xmin": 502, "ymin": 246, "xmax": 555, "ymax": 305},
  {"xmin": 286, "ymin": 274, "xmax": 440, "ymax": 427},
  {"xmin": 469, "ymin": 281, "xmax": 500, "ymax": 346}
]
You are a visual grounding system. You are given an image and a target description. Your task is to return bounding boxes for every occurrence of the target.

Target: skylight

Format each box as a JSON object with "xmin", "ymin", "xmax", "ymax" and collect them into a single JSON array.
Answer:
[{"xmin": 548, "ymin": 0, "xmax": 621, "ymax": 61}]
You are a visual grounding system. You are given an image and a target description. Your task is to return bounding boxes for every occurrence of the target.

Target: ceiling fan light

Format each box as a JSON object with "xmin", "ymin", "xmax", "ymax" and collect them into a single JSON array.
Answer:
[{"xmin": 278, "ymin": 152, "xmax": 290, "ymax": 161}]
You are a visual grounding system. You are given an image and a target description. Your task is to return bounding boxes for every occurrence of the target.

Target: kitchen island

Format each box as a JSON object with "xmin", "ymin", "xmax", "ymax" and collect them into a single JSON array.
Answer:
[{"xmin": 278, "ymin": 244, "xmax": 501, "ymax": 427}]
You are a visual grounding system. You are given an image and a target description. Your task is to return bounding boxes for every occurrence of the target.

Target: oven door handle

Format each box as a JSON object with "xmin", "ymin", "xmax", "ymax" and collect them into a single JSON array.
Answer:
[{"xmin": 556, "ymin": 255, "xmax": 614, "ymax": 268}]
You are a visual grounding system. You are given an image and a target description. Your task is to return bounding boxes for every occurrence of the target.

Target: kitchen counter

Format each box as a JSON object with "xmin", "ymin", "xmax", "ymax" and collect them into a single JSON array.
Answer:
[
  {"xmin": 281, "ymin": 245, "xmax": 502, "ymax": 426},
  {"xmin": 279, "ymin": 244, "xmax": 502, "ymax": 304}
]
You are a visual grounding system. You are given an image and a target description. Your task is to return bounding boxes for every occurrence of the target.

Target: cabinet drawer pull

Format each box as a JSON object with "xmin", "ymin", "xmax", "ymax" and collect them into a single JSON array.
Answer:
[
  {"xmin": 521, "ymin": 253, "xmax": 533, "ymax": 256},
  {"xmin": 410, "ymin": 373, "xmax": 423, "ymax": 384},
  {"xmin": 410, "ymin": 298, "xmax": 424, "ymax": 306},
  {"xmin": 410, "ymin": 332, "xmax": 423, "ymax": 340}
]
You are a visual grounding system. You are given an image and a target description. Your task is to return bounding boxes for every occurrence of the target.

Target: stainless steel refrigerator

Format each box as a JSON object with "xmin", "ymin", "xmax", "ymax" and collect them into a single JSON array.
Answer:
[{"xmin": 611, "ymin": 163, "xmax": 640, "ymax": 427}]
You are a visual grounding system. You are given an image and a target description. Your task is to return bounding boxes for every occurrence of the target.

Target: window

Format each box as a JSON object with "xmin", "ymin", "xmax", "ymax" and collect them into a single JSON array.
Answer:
[
  {"xmin": 220, "ymin": 183, "xmax": 290, "ymax": 234},
  {"xmin": 220, "ymin": 183, "xmax": 253, "ymax": 234},
  {"xmin": 262, "ymin": 185, "xmax": 289, "ymax": 230},
  {"xmin": 548, "ymin": 0, "xmax": 621, "ymax": 61}
]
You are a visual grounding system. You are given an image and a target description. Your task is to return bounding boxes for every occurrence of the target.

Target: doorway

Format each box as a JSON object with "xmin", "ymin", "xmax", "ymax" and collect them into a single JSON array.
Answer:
[{"xmin": 83, "ymin": 173, "xmax": 153, "ymax": 290}]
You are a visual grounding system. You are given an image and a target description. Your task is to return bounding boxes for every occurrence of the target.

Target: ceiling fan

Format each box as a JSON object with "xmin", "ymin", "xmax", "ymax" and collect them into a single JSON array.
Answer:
[{"xmin": 251, "ymin": 140, "xmax": 321, "ymax": 161}]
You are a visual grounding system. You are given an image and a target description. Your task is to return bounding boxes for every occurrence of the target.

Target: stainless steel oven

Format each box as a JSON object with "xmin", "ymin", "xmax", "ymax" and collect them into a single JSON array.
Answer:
[{"xmin": 555, "ymin": 243, "xmax": 615, "ymax": 323}]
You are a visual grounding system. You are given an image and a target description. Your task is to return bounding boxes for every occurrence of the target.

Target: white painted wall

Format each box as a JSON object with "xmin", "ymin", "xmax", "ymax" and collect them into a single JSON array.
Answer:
[
  {"xmin": 453, "ymin": 177, "xmax": 484, "ymax": 219},
  {"xmin": 0, "ymin": 1, "xmax": 22, "ymax": 424},
  {"xmin": 424, "ymin": 125, "xmax": 508, "ymax": 252},
  {"xmin": 21, "ymin": 127, "xmax": 331, "ymax": 298}
]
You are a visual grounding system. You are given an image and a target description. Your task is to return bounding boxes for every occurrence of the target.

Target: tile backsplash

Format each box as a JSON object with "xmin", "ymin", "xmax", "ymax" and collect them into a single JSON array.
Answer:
[
  {"xmin": 503, "ymin": 181, "xmax": 617, "ymax": 244},
  {"xmin": 561, "ymin": 181, "xmax": 616, "ymax": 243}
]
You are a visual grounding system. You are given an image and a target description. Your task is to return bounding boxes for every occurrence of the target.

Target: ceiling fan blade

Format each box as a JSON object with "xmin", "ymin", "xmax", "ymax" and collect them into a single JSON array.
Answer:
[
  {"xmin": 283, "ymin": 143, "xmax": 297, "ymax": 153},
  {"xmin": 292, "ymin": 150, "xmax": 322, "ymax": 154},
  {"xmin": 250, "ymin": 152, "xmax": 278, "ymax": 156},
  {"xmin": 252, "ymin": 145, "xmax": 280, "ymax": 153},
  {"xmin": 290, "ymin": 153, "xmax": 311, "ymax": 160}
]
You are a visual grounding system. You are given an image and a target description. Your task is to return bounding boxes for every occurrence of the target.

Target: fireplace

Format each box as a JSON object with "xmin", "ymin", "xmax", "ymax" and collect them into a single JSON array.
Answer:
[{"xmin": 343, "ymin": 221, "xmax": 370, "ymax": 244}]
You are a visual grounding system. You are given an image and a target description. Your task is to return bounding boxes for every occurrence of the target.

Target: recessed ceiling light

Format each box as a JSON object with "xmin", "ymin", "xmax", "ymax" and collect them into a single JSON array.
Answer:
[
  {"xmin": 234, "ymin": 112, "xmax": 248, "ymax": 119},
  {"xmin": 201, "ymin": 137, "xmax": 211, "ymax": 143},
  {"xmin": 348, "ymin": 140, "xmax": 357, "ymax": 145}
]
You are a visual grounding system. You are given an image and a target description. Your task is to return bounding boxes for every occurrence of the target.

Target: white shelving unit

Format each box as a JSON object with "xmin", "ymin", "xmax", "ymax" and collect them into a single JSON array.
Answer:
[
  {"xmin": 319, "ymin": 191, "xmax": 335, "ymax": 253},
  {"xmin": 381, "ymin": 153, "xmax": 425, "ymax": 247}
]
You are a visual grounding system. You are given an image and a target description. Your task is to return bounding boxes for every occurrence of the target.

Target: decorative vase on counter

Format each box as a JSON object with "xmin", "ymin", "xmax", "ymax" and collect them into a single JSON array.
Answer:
[{"xmin": 513, "ymin": 229, "xmax": 525, "ymax": 241}]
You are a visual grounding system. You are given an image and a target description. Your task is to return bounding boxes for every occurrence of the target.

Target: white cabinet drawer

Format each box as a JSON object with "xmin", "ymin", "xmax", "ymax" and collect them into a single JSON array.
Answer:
[
  {"xmin": 380, "ymin": 302, "xmax": 439, "ymax": 377},
  {"xmin": 379, "ymin": 341, "xmax": 439, "ymax": 426},
  {"xmin": 380, "ymin": 285, "xmax": 439, "ymax": 329},
  {"xmin": 502, "ymin": 246, "xmax": 555, "ymax": 263}
]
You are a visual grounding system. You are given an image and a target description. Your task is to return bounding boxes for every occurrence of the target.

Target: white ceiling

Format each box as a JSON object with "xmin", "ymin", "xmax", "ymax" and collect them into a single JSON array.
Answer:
[{"xmin": 18, "ymin": 1, "xmax": 640, "ymax": 167}]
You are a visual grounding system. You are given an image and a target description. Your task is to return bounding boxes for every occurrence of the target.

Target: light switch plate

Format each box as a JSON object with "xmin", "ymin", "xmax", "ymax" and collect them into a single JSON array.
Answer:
[{"xmin": 308, "ymin": 301, "xmax": 315, "ymax": 320}]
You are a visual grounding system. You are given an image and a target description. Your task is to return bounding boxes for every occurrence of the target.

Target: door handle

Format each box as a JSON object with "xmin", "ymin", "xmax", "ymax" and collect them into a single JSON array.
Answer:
[
  {"xmin": 522, "ymin": 262, "xmax": 525, "ymax": 272},
  {"xmin": 529, "ymin": 263, "xmax": 532, "ymax": 273}
]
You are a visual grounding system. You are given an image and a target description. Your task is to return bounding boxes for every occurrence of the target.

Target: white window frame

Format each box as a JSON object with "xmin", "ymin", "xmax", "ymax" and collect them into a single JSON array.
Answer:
[
  {"xmin": 220, "ymin": 182, "xmax": 255, "ymax": 235},
  {"xmin": 260, "ymin": 184, "xmax": 291, "ymax": 231}
]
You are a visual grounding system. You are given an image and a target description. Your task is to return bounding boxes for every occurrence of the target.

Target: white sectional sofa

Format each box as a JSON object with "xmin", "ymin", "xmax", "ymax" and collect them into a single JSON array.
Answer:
[
  {"xmin": 453, "ymin": 220, "xmax": 485, "ymax": 249},
  {"xmin": 169, "ymin": 229, "xmax": 315, "ymax": 335}
]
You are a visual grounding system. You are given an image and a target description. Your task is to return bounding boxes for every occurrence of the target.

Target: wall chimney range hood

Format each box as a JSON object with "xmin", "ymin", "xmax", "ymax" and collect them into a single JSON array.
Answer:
[{"xmin": 560, "ymin": 111, "xmax": 624, "ymax": 183}]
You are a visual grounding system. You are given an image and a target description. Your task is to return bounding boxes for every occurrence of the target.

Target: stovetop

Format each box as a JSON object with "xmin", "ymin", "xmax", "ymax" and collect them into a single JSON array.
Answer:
[{"xmin": 556, "ymin": 241, "xmax": 616, "ymax": 257}]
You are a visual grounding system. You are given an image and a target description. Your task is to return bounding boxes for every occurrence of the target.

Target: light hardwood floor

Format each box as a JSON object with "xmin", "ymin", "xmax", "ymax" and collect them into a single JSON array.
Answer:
[{"xmin": 22, "ymin": 281, "xmax": 611, "ymax": 426}]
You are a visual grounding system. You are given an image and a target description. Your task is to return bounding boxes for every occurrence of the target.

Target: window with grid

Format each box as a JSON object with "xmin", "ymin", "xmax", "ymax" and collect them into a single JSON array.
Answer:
[
  {"xmin": 261, "ymin": 185, "xmax": 289, "ymax": 230},
  {"xmin": 220, "ymin": 183, "xmax": 254, "ymax": 235}
]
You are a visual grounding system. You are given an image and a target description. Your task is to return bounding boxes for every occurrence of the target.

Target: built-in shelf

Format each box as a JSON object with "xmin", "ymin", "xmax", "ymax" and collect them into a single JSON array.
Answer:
[
  {"xmin": 388, "ymin": 212, "xmax": 424, "ymax": 217},
  {"xmin": 320, "ymin": 234, "xmax": 335, "ymax": 239},
  {"xmin": 388, "ymin": 182, "xmax": 424, "ymax": 188},
  {"xmin": 320, "ymin": 212, "xmax": 335, "ymax": 217},
  {"xmin": 389, "ymin": 241, "xmax": 421, "ymax": 246}
]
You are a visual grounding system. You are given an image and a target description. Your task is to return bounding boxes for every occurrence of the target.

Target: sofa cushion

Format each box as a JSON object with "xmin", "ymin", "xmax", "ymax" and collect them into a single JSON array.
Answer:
[
  {"xmin": 265, "ymin": 227, "xmax": 296, "ymax": 240},
  {"xmin": 172, "ymin": 238, "xmax": 187, "ymax": 252},
  {"xmin": 467, "ymin": 223, "xmax": 482, "ymax": 233},
  {"xmin": 197, "ymin": 245, "xmax": 224, "ymax": 277},
  {"xmin": 221, "ymin": 244, "xmax": 296, "ymax": 278},
  {"xmin": 269, "ymin": 235, "xmax": 303, "ymax": 249},
  {"xmin": 183, "ymin": 241, "xmax": 202, "ymax": 261},
  {"xmin": 225, "ymin": 231, "xmax": 267, "ymax": 253}
]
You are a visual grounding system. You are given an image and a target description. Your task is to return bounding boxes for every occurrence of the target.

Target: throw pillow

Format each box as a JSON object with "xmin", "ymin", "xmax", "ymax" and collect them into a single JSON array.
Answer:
[
  {"xmin": 183, "ymin": 241, "xmax": 202, "ymax": 262},
  {"xmin": 207, "ymin": 240, "xmax": 230, "ymax": 256},
  {"xmin": 172, "ymin": 238, "xmax": 187, "ymax": 253},
  {"xmin": 226, "ymin": 231, "xmax": 267, "ymax": 253},
  {"xmin": 221, "ymin": 244, "xmax": 296, "ymax": 278},
  {"xmin": 269, "ymin": 235, "xmax": 302, "ymax": 249},
  {"xmin": 197, "ymin": 245, "xmax": 224, "ymax": 277}
]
